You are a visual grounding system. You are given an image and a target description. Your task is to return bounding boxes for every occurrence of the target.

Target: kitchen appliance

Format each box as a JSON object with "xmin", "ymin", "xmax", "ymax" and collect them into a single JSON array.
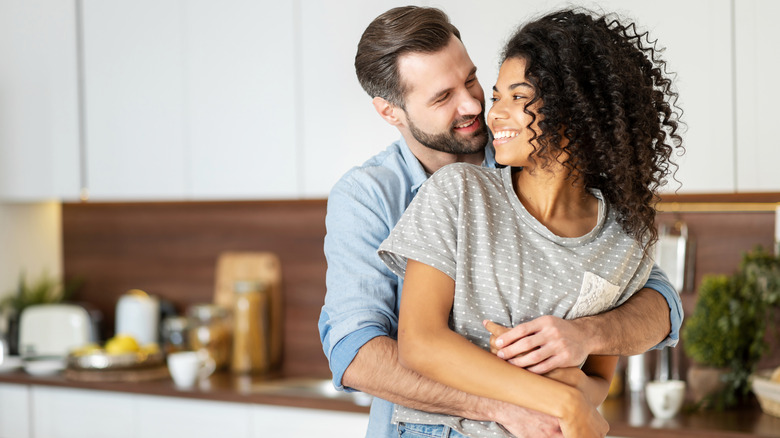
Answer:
[
  {"xmin": 18, "ymin": 304, "xmax": 92, "ymax": 358},
  {"xmin": 115, "ymin": 289, "xmax": 160, "ymax": 345}
]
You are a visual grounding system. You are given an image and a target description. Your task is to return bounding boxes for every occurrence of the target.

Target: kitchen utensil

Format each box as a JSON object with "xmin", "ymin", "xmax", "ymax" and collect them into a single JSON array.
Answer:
[
  {"xmin": 214, "ymin": 252, "xmax": 283, "ymax": 369},
  {"xmin": 67, "ymin": 350, "xmax": 164, "ymax": 371},
  {"xmin": 645, "ymin": 380, "xmax": 686, "ymax": 419},
  {"xmin": 18, "ymin": 304, "xmax": 92, "ymax": 358},
  {"xmin": 187, "ymin": 304, "xmax": 231, "ymax": 370},
  {"xmin": 626, "ymin": 353, "xmax": 648, "ymax": 393},
  {"xmin": 167, "ymin": 350, "xmax": 215, "ymax": 388},
  {"xmin": 751, "ymin": 369, "xmax": 780, "ymax": 418},
  {"xmin": 24, "ymin": 356, "xmax": 67, "ymax": 376},
  {"xmin": 161, "ymin": 316, "xmax": 190, "ymax": 355},
  {"xmin": 655, "ymin": 221, "xmax": 688, "ymax": 292},
  {"xmin": 115, "ymin": 289, "xmax": 160, "ymax": 345}
]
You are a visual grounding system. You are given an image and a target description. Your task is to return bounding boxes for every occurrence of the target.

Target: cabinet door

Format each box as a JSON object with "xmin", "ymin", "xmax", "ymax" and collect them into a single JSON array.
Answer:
[
  {"xmin": 298, "ymin": 0, "xmax": 414, "ymax": 198},
  {"xmin": 0, "ymin": 0, "xmax": 81, "ymax": 201},
  {"xmin": 135, "ymin": 395, "xmax": 251, "ymax": 438},
  {"xmin": 250, "ymin": 405, "xmax": 368, "ymax": 437},
  {"xmin": 0, "ymin": 383, "xmax": 31, "ymax": 438},
  {"xmin": 735, "ymin": 0, "xmax": 780, "ymax": 192},
  {"xmin": 185, "ymin": 0, "xmax": 298, "ymax": 200},
  {"xmin": 81, "ymin": 0, "xmax": 187, "ymax": 200},
  {"xmin": 31, "ymin": 386, "xmax": 135, "ymax": 438}
]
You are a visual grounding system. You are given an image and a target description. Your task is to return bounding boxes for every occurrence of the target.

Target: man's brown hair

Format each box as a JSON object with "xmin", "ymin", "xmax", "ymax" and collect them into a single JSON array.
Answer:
[{"xmin": 355, "ymin": 6, "xmax": 461, "ymax": 108}]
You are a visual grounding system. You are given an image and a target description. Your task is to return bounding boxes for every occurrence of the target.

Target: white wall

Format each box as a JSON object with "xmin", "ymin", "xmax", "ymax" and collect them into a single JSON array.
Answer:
[{"xmin": 0, "ymin": 202, "xmax": 62, "ymax": 303}]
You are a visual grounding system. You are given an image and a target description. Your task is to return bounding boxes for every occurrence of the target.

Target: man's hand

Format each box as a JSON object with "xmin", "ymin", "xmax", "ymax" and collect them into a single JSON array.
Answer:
[
  {"xmin": 496, "ymin": 404, "xmax": 563, "ymax": 438},
  {"xmin": 483, "ymin": 318, "xmax": 592, "ymax": 374}
]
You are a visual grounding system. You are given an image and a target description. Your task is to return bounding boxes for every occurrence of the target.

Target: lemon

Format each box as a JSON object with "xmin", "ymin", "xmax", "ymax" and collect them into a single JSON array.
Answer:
[
  {"xmin": 139, "ymin": 343, "xmax": 160, "ymax": 355},
  {"xmin": 105, "ymin": 334, "xmax": 140, "ymax": 354},
  {"xmin": 71, "ymin": 343, "xmax": 102, "ymax": 356}
]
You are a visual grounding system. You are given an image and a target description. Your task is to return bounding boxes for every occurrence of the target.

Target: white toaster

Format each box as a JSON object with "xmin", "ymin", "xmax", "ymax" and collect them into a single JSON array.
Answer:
[{"xmin": 19, "ymin": 304, "xmax": 92, "ymax": 358}]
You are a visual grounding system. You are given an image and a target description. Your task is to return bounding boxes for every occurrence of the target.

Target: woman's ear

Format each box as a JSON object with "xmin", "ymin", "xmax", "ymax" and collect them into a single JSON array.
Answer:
[{"xmin": 372, "ymin": 96, "xmax": 404, "ymax": 127}]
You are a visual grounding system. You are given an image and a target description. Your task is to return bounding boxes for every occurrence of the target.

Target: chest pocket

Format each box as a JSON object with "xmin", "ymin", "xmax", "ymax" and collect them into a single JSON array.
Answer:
[{"xmin": 567, "ymin": 271, "xmax": 621, "ymax": 319}]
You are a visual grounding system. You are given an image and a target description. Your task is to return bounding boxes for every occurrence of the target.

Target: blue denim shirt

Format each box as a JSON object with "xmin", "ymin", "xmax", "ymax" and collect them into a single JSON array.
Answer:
[{"xmin": 318, "ymin": 137, "xmax": 683, "ymax": 438}]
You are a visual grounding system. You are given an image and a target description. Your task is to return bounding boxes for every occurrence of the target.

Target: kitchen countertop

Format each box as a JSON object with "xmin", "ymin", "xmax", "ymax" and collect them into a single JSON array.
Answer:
[
  {"xmin": 1, "ymin": 370, "xmax": 779, "ymax": 437},
  {"xmin": 0, "ymin": 369, "xmax": 370, "ymax": 413}
]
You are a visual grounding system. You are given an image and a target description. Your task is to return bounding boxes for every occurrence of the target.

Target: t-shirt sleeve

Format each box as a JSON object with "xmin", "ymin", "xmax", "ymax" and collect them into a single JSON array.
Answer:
[{"xmin": 378, "ymin": 168, "xmax": 462, "ymax": 280}]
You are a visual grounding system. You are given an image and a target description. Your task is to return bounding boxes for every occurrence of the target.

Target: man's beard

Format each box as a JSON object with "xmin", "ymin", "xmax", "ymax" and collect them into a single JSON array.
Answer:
[{"xmin": 407, "ymin": 112, "xmax": 488, "ymax": 155}]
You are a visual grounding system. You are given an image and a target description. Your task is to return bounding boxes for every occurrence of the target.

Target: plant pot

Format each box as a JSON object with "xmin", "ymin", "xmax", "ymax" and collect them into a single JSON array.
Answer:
[{"xmin": 687, "ymin": 364, "xmax": 729, "ymax": 402}]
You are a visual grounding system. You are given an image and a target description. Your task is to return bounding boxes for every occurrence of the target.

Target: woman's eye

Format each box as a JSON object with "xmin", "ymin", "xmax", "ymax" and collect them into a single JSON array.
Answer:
[{"xmin": 490, "ymin": 96, "xmax": 499, "ymax": 102}]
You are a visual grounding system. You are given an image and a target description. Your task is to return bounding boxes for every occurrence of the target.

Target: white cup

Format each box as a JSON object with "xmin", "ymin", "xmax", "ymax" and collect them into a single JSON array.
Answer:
[
  {"xmin": 645, "ymin": 380, "xmax": 686, "ymax": 419},
  {"xmin": 167, "ymin": 350, "xmax": 215, "ymax": 388}
]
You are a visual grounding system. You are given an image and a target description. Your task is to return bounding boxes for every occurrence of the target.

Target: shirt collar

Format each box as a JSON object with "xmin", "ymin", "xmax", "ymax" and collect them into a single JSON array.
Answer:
[
  {"xmin": 398, "ymin": 137, "xmax": 429, "ymax": 195},
  {"xmin": 400, "ymin": 134, "xmax": 497, "ymax": 194}
]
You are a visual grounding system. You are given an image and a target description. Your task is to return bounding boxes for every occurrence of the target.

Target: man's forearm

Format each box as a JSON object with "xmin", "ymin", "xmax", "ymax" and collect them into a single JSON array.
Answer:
[
  {"xmin": 342, "ymin": 336, "xmax": 499, "ymax": 420},
  {"xmin": 576, "ymin": 288, "xmax": 671, "ymax": 356}
]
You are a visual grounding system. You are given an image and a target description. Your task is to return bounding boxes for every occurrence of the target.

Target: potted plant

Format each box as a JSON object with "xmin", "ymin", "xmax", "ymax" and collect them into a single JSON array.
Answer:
[
  {"xmin": 0, "ymin": 271, "xmax": 81, "ymax": 355},
  {"xmin": 682, "ymin": 247, "xmax": 780, "ymax": 409}
]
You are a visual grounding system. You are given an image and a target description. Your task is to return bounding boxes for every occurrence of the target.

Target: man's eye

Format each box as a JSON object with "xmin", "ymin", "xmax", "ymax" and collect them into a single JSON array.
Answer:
[{"xmin": 436, "ymin": 93, "xmax": 450, "ymax": 103}]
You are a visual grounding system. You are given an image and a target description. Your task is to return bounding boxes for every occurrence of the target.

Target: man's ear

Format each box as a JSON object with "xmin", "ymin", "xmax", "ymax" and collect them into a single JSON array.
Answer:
[{"xmin": 372, "ymin": 97, "xmax": 404, "ymax": 127}]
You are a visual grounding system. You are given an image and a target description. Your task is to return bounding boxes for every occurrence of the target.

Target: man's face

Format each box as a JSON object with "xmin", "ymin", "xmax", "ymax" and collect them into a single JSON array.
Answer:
[{"xmin": 396, "ymin": 36, "xmax": 488, "ymax": 155}]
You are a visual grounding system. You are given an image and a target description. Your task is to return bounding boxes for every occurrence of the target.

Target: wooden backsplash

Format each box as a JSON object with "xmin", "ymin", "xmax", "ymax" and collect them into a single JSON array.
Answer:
[
  {"xmin": 62, "ymin": 196, "xmax": 780, "ymax": 379},
  {"xmin": 62, "ymin": 200, "xmax": 332, "ymax": 378}
]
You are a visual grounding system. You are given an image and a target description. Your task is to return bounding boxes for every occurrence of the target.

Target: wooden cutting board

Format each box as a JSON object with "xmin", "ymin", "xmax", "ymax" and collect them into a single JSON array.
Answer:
[{"xmin": 213, "ymin": 252, "xmax": 283, "ymax": 370}]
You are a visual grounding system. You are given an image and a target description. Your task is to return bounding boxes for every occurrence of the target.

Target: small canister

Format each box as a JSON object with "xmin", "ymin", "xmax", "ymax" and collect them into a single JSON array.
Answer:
[
  {"xmin": 187, "ymin": 304, "xmax": 232, "ymax": 370},
  {"xmin": 161, "ymin": 316, "xmax": 190, "ymax": 355},
  {"xmin": 231, "ymin": 280, "xmax": 270, "ymax": 374}
]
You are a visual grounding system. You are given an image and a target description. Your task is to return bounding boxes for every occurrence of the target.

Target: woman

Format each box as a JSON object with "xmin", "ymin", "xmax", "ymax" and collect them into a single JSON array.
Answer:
[{"xmin": 377, "ymin": 8, "xmax": 683, "ymax": 438}]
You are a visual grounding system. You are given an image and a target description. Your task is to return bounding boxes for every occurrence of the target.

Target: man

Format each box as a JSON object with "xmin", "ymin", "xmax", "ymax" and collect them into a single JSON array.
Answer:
[{"xmin": 319, "ymin": 6, "xmax": 682, "ymax": 437}]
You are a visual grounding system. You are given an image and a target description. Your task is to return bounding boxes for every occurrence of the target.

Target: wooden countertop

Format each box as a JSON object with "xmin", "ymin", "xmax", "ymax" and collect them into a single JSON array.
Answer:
[
  {"xmin": 0, "ymin": 369, "xmax": 369, "ymax": 414},
  {"xmin": 602, "ymin": 391, "xmax": 780, "ymax": 438},
  {"xmin": 2, "ymin": 370, "xmax": 779, "ymax": 437}
]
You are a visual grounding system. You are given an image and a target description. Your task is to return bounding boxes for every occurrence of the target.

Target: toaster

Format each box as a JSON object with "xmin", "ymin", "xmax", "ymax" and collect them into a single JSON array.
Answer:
[{"xmin": 19, "ymin": 304, "xmax": 92, "ymax": 358}]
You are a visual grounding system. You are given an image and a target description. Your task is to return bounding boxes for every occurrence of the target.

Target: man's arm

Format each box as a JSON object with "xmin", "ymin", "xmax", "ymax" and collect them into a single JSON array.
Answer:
[
  {"xmin": 344, "ymin": 336, "xmax": 562, "ymax": 437},
  {"xmin": 488, "ymin": 265, "xmax": 682, "ymax": 374}
]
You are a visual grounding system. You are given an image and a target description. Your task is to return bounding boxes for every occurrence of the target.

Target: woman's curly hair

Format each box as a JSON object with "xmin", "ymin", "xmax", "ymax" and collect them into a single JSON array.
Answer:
[{"xmin": 502, "ymin": 8, "xmax": 684, "ymax": 250}]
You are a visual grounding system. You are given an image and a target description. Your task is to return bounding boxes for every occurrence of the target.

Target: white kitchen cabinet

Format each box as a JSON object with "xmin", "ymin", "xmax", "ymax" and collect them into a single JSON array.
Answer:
[
  {"xmin": 81, "ymin": 0, "xmax": 298, "ymax": 201},
  {"xmin": 81, "ymin": 0, "xmax": 187, "ymax": 200},
  {"xmin": 734, "ymin": 0, "xmax": 780, "ymax": 192},
  {"xmin": 184, "ymin": 0, "xmax": 298, "ymax": 200},
  {"xmin": 298, "ymin": 0, "xmax": 416, "ymax": 198},
  {"xmin": 450, "ymin": 0, "xmax": 734, "ymax": 194},
  {"xmin": 0, "ymin": 0, "xmax": 81, "ymax": 201},
  {"xmin": 0, "ymin": 383, "xmax": 31, "ymax": 438},
  {"xmin": 31, "ymin": 386, "xmax": 135, "ymax": 438},
  {"xmin": 135, "ymin": 394, "xmax": 251, "ymax": 438},
  {"xmin": 250, "ymin": 404, "xmax": 369, "ymax": 437}
]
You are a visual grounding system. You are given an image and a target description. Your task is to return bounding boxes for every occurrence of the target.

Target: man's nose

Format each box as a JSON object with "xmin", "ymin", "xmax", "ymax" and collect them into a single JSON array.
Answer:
[{"xmin": 458, "ymin": 90, "xmax": 483, "ymax": 116}]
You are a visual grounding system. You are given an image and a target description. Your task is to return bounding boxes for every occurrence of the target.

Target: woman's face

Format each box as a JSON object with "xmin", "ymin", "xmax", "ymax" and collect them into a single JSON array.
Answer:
[{"xmin": 487, "ymin": 57, "xmax": 542, "ymax": 168}]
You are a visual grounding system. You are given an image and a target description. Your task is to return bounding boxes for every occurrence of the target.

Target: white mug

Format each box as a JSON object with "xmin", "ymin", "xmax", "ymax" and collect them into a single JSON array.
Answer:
[
  {"xmin": 167, "ymin": 350, "xmax": 215, "ymax": 388},
  {"xmin": 645, "ymin": 380, "xmax": 686, "ymax": 419}
]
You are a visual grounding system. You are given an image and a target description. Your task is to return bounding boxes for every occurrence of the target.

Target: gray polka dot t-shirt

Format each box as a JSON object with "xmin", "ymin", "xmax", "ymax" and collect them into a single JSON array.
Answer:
[{"xmin": 378, "ymin": 163, "xmax": 653, "ymax": 438}]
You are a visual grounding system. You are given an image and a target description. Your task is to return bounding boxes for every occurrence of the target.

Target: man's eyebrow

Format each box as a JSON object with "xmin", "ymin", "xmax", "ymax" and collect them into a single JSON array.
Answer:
[{"xmin": 428, "ymin": 67, "xmax": 479, "ymax": 105}]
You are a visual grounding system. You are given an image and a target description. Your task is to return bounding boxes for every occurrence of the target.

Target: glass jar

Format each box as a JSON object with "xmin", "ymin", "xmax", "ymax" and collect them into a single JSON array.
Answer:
[
  {"xmin": 187, "ymin": 304, "xmax": 232, "ymax": 370},
  {"xmin": 161, "ymin": 316, "xmax": 190, "ymax": 355},
  {"xmin": 231, "ymin": 280, "xmax": 270, "ymax": 374}
]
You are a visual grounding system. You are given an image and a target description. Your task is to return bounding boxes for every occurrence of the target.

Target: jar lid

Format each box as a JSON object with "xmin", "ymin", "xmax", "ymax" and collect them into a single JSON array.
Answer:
[
  {"xmin": 233, "ymin": 279, "xmax": 268, "ymax": 294},
  {"xmin": 162, "ymin": 316, "xmax": 189, "ymax": 331},
  {"xmin": 186, "ymin": 304, "xmax": 228, "ymax": 321}
]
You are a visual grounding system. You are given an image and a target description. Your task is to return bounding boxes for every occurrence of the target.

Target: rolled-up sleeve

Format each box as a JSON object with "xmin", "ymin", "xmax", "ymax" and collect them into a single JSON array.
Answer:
[
  {"xmin": 644, "ymin": 264, "xmax": 683, "ymax": 349},
  {"xmin": 319, "ymin": 174, "xmax": 404, "ymax": 391}
]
